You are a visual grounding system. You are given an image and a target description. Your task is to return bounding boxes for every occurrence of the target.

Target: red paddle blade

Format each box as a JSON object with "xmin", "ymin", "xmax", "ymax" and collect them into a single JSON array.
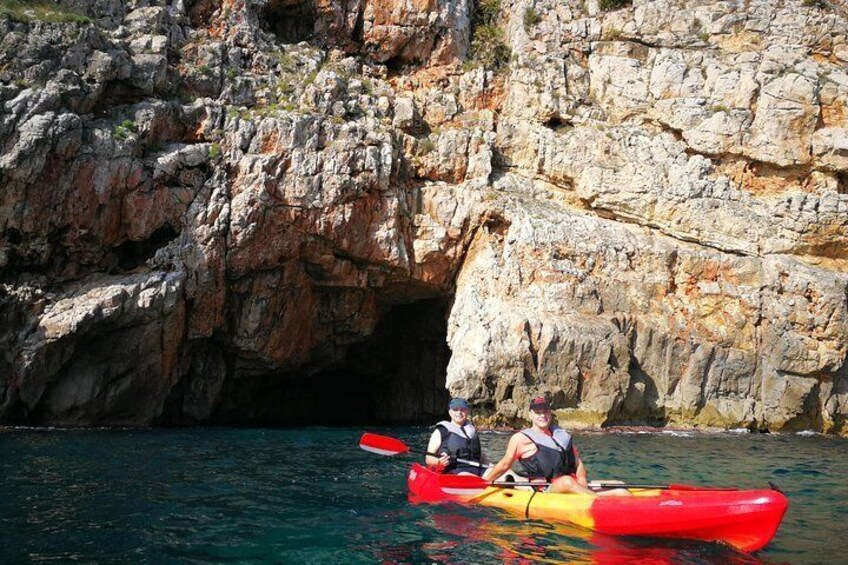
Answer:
[{"xmin": 359, "ymin": 433, "xmax": 410, "ymax": 456}]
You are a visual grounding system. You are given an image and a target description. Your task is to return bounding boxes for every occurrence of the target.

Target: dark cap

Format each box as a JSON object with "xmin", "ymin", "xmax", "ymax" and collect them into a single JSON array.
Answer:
[
  {"xmin": 449, "ymin": 398, "xmax": 469, "ymax": 410},
  {"xmin": 529, "ymin": 396, "xmax": 551, "ymax": 411}
]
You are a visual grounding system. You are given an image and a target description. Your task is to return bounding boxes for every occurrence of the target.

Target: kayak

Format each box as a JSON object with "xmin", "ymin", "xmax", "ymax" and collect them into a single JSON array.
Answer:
[{"xmin": 406, "ymin": 463, "xmax": 787, "ymax": 552}]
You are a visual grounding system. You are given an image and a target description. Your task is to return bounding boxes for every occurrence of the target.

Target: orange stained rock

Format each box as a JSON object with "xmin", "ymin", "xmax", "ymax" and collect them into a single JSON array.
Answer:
[
  {"xmin": 207, "ymin": 0, "xmax": 241, "ymax": 39},
  {"xmin": 715, "ymin": 30, "xmax": 765, "ymax": 53},
  {"xmin": 370, "ymin": 0, "xmax": 438, "ymax": 25},
  {"xmin": 722, "ymin": 160, "xmax": 808, "ymax": 196},
  {"xmin": 390, "ymin": 64, "xmax": 456, "ymax": 92},
  {"xmin": 821, "ymin": 101, "xmax": 846, "ymax": 128},
  {"xmin": 259, "ymin": 130, "xmax": 282, "ymax": 154},
  {"xmin": 391, "ymin": 66, "xmax": 506, "ymax": 115},
  {"xmin": 801, "ymin": 223, "xmax": 848, "ymax": 261}
]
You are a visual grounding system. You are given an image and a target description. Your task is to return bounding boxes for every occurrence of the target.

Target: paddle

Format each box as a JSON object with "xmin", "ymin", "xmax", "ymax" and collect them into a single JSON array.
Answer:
[{"xmin": 359, "ymin": 432, "xmax": 490, "ymax": 469}]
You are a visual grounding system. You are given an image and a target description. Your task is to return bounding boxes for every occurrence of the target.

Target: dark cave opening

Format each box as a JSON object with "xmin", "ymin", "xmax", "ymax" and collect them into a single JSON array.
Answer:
[
  {"xmin": 205, "ymin": 297, "xmax": 452, "ymax": 427},
  {"xmin": 543, "ymin": 116, "xmax": 571, "ymax": 132},
  {"xmin": 5, "ymin": 228, "xmax": 22, "ymax": 245},
  {"xmin": 111, "ymin": 224, "xmax": 178, "ymax": 273},
  {"xmin": 383, "ymin": 56, "xmax": 408, "ymax": 75},
  {"xmin": 97, "ymin": 81, "xmax": 149, "ymax": 113},
  {"xmin": 261, "ymin": 0, "xmax": 316, "ymax": 44}
]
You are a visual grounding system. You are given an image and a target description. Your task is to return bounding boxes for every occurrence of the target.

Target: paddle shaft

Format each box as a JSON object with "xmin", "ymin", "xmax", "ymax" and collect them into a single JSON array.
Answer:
[
  {"xmin": 420, "ymin": 449, "xmax": 489, "ymax": 470},
  {"xmin": 482, "ymin": 480, "xmax": 731, "ymax": 490},
  {"xmin": 462, "ymin": 480, "xmax": 631, "ymax": 489},
  {"xmin": 438, "ymin": 471, "xmax": 736, "ymax": 491}
]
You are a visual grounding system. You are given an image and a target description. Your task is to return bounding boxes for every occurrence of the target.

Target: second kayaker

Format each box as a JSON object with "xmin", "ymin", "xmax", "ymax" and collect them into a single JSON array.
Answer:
[
  {"xmin": 482, "ymin": 396, "xmax": 630, "ymax": 496},
  {"xmin": 426, "ymin": 397, "xmax": 486, "ymax": 476}
]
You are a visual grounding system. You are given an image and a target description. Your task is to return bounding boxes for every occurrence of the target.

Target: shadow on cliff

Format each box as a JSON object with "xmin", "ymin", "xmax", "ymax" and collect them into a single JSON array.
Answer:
[{"xmin": 162, "ymin": 297, "xmax": 452, "ymax": 427}]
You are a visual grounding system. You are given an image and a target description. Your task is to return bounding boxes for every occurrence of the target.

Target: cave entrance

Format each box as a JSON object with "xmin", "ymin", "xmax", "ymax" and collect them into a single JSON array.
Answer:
[
  {"xmin": 212, "ymin": 297, "xmax": 452, "ymax": 426},
  {"xmin": 317, "ymin": 296, "xmax": 452, "ymax": 425},
  {"xmin": 261, "ymin": 0, "xmax": 316, "ymax": 44}
]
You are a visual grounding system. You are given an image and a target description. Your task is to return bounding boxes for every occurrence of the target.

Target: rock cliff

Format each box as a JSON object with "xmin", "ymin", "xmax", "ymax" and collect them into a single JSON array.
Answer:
[{"xmin": 1, "ymin": 0, "xmax": 846, "ymax": 433}]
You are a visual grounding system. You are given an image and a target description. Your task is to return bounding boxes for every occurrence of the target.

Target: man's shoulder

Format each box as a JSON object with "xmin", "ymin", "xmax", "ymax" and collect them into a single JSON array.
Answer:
[{"xmin": 432, "ymin": 423, "xmax": 449, "ymax": 435}]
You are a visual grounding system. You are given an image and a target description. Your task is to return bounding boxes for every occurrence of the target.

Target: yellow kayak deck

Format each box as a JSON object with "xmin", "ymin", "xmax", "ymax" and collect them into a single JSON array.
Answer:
[{"xmin": 470, "ymin": 487, "xmax": 662, "ymax": 530}]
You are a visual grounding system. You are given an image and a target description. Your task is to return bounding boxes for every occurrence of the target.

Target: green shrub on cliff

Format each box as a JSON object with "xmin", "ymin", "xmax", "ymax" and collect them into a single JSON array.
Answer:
[
  {"xmin": 208, "ymin": 143, "xmax": 221, "ymax": 161},
  {"xmin": 420, "ymin": 137, "xmax": 436, "ymax": 154},
  {"xmin": 524, "ymin": 7, "xmax": 541, "ymax": 31},
  {"xmin": 469, "ymin": 24, "xmax": 511, "ymax": 71},
  {"xmin": 478, "ymin": 0, "xmax": 501, "ymax": 26},
  {"xmin": 113, "ymin": 119, "xmax": 137, "ymax": 141},
  {"xmin": 465, "ymin": 0, "xmax": 511, "ymax": 72},
  {"xmin": 0, "ymin": 0, "xmax": 91, "ymax": 23},
  {"xmin": 599, "ymin": 0, "xmax": 632, "ymax": 11}
]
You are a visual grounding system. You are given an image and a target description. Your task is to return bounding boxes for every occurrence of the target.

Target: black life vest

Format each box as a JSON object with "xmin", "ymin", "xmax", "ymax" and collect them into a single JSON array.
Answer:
[
  {"xmin": 436, "ymin": 421, "xmax": 482, "ymax": 475},
  {"xmin": 517, "ymin": 426, "xmax": 577, "ymax": 481}
]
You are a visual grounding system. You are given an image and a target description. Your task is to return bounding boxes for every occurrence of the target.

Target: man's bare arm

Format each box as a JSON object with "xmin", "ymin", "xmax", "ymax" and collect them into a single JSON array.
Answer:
[
  {"xmin": 426, "ymin": 430, "xmax": 449, "ymax": 469},
  {"xmin": 575, "ymin": 458, "xmax": 588, "ymax": 487}
]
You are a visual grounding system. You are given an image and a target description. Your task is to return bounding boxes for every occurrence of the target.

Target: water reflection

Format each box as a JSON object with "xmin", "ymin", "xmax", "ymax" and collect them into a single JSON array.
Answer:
[{"xmin": 418, "ymin": 505, "xmax": 788, "ymax": 565}]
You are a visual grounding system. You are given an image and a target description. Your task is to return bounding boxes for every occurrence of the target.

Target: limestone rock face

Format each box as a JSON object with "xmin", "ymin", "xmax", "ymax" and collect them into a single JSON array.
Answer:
[
  {"xmin": 16, "ymin": 272, "xmax": 185, "ymax": 425},
  {"xmin": 444, "ymin": 174, "xmax": 847, "ymax": 432},
  {"xmin": 1, "ymin": 0, "xmax": 846, "ymax": 433},
  {"xmin": 313, "ymin": 0, "xmax": 472, "ymax": 66}
]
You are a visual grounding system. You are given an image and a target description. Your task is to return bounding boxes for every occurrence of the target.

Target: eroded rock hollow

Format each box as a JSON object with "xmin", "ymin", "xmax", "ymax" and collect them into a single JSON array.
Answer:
[{"xmin": 1, "ymin": 0, "xmax": 846, "ymax": 433}]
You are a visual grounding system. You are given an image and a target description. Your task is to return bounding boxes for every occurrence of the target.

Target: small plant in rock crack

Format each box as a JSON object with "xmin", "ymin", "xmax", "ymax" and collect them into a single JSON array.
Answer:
[
  {"xmin": 463, "ymin": 0, "xmax": 511, "ymax": 72},
  {"xmin": 420, "ymin": 138, "xmax": 437, "ymax": 154},
  {"xmin": 599, "ymin": 0, "xmax": 632, "ymax": 11},
  {"xmin": 524, "ymin": 7, "xmax": 541, "ymax": 31},
  {"xmin": 469, "ymin": 24, "xmax": 511, "ymax": 71},
  {"xmin": 802, "ymin": 0, "xmax": 831, "ymax": 9},
  {"xmin": 113, "ymin": 119, "xmax": 137, "ymax": 140}
]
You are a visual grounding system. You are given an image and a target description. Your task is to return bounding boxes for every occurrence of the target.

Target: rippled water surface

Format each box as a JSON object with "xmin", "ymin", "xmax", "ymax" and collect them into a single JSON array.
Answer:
[{"xmin": 1, "ymin": 427, "xmax": 846, "ymax": 564}]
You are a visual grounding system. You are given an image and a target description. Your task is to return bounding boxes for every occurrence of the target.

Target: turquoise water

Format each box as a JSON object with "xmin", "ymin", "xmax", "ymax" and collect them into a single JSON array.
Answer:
[{"xmin": 1, "ymin": 427, "xmax": 846, "ymax": 564}]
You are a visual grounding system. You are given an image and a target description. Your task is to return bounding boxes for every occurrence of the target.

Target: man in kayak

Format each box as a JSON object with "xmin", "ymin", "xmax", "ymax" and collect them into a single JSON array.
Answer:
[
  {"xmin": 482, "ymin": 396, "xmax": 629, "ymax": 496},
  {"xmin": 426, "ymin": 398, "xmax": 486, "ymax": 476}
]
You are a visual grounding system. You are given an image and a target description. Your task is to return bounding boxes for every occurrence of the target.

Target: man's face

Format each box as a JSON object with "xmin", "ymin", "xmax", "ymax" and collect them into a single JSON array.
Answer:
[
  {"xmin": 530, "ymin": 407, "xmax": 551, "ymax": 427},
  {"xmin": 449, "ymin": 407, "xmax": 468, "ymax": 423}
]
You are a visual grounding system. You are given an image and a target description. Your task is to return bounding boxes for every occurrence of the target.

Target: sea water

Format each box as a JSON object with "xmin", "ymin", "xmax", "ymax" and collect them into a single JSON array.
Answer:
[{"xmin": 1, "ymin": 427, "xmax": 846, "ymax": 564}]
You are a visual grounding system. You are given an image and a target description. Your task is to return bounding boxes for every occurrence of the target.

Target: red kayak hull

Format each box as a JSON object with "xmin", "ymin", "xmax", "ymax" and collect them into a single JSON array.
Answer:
[{"xmin": 406, "ymin": 464, "xmax": 787, "ymax": 552}]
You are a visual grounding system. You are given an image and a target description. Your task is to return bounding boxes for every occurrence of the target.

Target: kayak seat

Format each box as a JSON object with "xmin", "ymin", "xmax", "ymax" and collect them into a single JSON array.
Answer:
[{"xmin": 504, "ymin": 471, "xmax": 537, "ymax": 492}]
